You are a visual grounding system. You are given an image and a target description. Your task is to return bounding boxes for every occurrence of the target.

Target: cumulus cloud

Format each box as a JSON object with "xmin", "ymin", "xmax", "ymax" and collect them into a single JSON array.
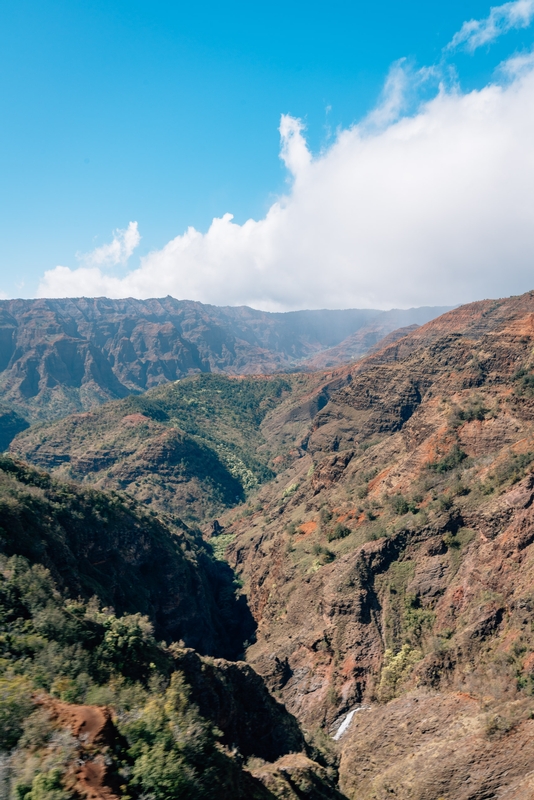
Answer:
[
  {"xmin": 78, "ymin": 221, "xmax": 140, "ymax": 268},
  {"xmin": 448, "ymin": 0, "xmax": 534, "ymax": 52},
  {"xmin": 39, "ymin": 51, "xmax": 534, "ymax": 311}
]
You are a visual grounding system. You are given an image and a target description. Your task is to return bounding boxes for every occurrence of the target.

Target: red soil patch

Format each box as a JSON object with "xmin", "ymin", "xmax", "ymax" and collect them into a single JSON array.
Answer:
[
  {"xmin": 368, "ymin": 468, "xmax": 391, "ymax": 493},
  {"xmin": 75, "ymin": 757, "xmax": 118, "ymax": 800},
  {"xmin": 40, "ymin": 698, "xmax": 112, "ymax": 744},
  {"xmin": 297, "ymin": 521, "xmax": 317, "ymax": 537},
  {"xmin": 340, "ymin": 654, "xmax": 358, "ymax": 678},
  {"xmin": 37, "ymin": 698, "xmax": 119, "ymax": 800}
]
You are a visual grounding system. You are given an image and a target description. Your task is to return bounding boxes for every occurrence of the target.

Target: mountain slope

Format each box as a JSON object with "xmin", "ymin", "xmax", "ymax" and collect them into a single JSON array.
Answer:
[
  {"xmin": 208, "ymin": 290, "xmax": 534, "ymax": 798},
  {"xmin": 0, "ymin": 297, "xmax": 448, "ymax": 427},
  {"xmin": 9, "ymin": 373, "xmax": 320, "ymax": 521},
  {"xmin": 300, "ymin": 309, "xmax": 439, "ymax": 370},
  {"xmin": 9, "ymin": 291, "xmax": 534, "ymax": 797},
  {"xmin": 0, "ymin": 455, "xmax": 254, "ymax": 657},
  {"xmin": 0, "ymin": 508, "xmax": 341, "ymax": 800}
]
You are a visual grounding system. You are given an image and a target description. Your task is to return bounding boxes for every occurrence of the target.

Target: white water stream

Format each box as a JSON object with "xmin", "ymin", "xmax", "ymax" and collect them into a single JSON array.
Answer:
[{"xmin": 332, "ymin": 706, "xmax": 371, "ymax": 741}]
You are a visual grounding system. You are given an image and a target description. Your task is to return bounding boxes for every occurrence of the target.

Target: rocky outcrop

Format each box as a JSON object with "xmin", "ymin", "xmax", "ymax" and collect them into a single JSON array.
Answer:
[
  {"xmin": 34, "ymin": 658, "xmax": 344, "ymax": 800},
  {"xmin": 171, "ymin": 647, "xmax": 308, "ymax": 761}
]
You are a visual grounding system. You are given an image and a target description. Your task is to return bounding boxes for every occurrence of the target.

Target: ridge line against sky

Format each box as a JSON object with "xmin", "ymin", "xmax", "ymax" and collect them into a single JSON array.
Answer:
[{"xmin": 3, "ymin": 0, "xmax": 534, "ymax": 311}]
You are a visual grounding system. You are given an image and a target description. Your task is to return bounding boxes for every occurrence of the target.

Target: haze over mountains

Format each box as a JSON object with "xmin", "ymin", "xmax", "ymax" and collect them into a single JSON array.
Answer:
[{"xmin": 5, "ymin": 291, "xmax": 534, "ymax": 798}]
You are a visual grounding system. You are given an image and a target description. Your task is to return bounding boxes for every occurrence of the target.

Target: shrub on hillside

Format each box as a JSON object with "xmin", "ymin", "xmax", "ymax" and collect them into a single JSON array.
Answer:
[
  {"xmin": 428, "ymin": 445, "xmax": 467, "ymax": 473},
  {"xmin": 327, "ymin": 523, "xmax": 351, "ymax": 542},
  {"xmin": 120, "ymin": 673, "xmax": 240, "ymax": 799}
]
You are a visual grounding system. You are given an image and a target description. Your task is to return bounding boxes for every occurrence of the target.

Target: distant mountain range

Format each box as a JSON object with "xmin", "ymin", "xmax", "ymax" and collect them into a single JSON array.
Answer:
[{"xmin": 0, "ymin": 297, "xmax": 449, "ymax": 449}]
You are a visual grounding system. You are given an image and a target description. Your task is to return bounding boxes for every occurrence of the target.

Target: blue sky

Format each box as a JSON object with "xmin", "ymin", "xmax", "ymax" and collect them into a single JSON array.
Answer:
[{"xmin": 2, "ymin": 1, "xmax": 534, "ymax": 307}]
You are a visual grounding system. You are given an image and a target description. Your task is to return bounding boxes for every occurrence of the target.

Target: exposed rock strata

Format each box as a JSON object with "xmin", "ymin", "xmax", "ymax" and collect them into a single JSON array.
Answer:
[
  {"xmin": 212, "ymin": 290, "xmax": 534, "ymax": 797},
  {"xmin": 10, "ymin": 291, "xmax": 534, "ymax": 797}
]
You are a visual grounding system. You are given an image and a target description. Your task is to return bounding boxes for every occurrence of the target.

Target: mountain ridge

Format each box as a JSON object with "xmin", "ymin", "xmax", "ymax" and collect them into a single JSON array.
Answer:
[{"xmin": 0, "ymin": 297, "xmax": 449, "ymax": 431}]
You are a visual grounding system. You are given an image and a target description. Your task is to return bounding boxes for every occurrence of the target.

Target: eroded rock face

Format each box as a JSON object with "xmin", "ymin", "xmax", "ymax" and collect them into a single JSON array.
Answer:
[
  {"xmin": 213, "ymin": 291, "xmax": 534, "ymax": 796},
  {"xmin": 171, "ymin": 648, "xmax": 307, "ymax": 761},
  {"xmin": 337, "ymin": 691, "xmax": 534, "ymax": 800},
  {"xmin": 9, "ymin": 291, "xmax": 534, "ymax": 797}
]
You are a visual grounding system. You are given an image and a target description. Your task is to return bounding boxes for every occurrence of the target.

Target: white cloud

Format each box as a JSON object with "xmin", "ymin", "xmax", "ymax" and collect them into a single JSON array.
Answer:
[
  {"xmin": 78, "ymin": 221, "xmax": 140, "ymax": 268},
  {"xmin": 362, "ymin": 60, "xmax": 445, "ymax": 132},
  {"xmin": 448, "ymin": 0, "xmax": 534, "ymax": 52},
  {"xmin": 39, "ymin": 55, "xmax": 534, "ymax": 311},
  {"xmin": 279, "ymin": 115, "xmax": 311, "ymax": 177},
  {"xmin": 498, "ymin": 47, "xmax": 534, "ymax": 77}
]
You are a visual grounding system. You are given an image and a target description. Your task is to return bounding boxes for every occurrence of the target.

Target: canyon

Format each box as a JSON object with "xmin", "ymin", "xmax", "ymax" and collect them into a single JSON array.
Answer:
[{"xmin": 5, "ymin": 292, "xmax": 534, "ymax": 798}]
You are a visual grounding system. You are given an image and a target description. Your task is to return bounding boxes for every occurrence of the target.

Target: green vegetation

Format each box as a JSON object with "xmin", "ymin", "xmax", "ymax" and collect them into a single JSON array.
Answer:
[
  {"xmin": 0, "ymin": 455, "xmax": 256, "ymax": 662},
  {"xmin": 0, "ymin": 554, "xmax": 170, "ymax": 696},
  {"xmin": 327, "ymin": 523, "xmax": 351, "ymax": 542},
  {"xmin": 282, "ymin": 483, "xmax": 299, "ymax": 499},
  {"xmin": 319, "ymin": 507, "xmax": 333, "ymax": 525},
  {"xmin": 491, "ymin": 451, "xmax": 534, "ymax": 487},
  {"xmin": 443, "ymin": 528, "xmax": 476, "ymax": 574},
  {"xmin": 311, "ymin": 543, "xmax": 336, "ymax": 565},
  {"xmin": 0, "ymin": 554, "xmax": 254, "ymax": 799},
  {"xmin": 428, "ymin": 444, "xmax": 468, "ymax": 473},
  {"xmin": 121, "ymin": 673, "xmax": 245, "ymax": 799},
  {"xmin": 377, "ymin": 645, "xmax": 422, "ymax": 702},
  {"xmin": 403, "ymin": 594, "xmax": 436, "ymax": 642},
  {"xmin": 513, "ymin": 367, "xmax": 534, "ymax": 395},
  {"xmin": 0, "ymin": 454, "xmax": 339, "ymax": 800},
  {"xmin": 12, "ymin": 374, "xmax": 296, "ymax": 522},
  {"xmin": 378, "ymin": 557, "xmax": 435, "ymax": 655},
  {"xmin": 0, "ymin": 458, "xmax": 320, "ymax": 799},
  {"xmin": 450, "ymin": 397, "xmax": 490, "ymax": 428},
  {"xmin": 124, "ymin": 373, "xmax": 291, "ymax": 488},
  {"xmin": 210, "ymin": 533, "xmax": 237, "ymax": 561},
  {"xmin": 389, "ymin": 494, "xmax": 418, "ymax": 516}
]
